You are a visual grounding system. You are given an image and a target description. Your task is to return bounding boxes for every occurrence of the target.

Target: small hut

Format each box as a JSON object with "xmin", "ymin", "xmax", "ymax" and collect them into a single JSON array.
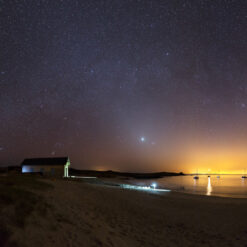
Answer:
[{"xmin": 21, "ymin": 157, "xmax": 70, "ymax": 177}]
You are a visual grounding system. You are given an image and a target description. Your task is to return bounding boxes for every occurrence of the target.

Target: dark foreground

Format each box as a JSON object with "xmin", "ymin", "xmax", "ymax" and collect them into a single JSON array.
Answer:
[{"xmin": 1, "ymin": 174, "xmax": 247, "ymax": 247}]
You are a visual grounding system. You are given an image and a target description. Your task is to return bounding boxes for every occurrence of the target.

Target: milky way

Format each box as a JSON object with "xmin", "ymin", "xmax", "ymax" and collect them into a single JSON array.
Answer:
[{"xmin": 1, "ymin": 0, "xmax": 247, "ymax": 172}]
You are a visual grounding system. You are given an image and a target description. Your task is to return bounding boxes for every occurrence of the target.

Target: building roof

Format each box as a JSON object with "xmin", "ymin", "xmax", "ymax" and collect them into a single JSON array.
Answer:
[{"xmin": 21, "ymin": 157, "xmax": 69, "ymax": 166}]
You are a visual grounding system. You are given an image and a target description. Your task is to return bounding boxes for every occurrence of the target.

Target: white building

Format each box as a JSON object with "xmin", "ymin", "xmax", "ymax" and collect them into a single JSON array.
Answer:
[{"xmin": 21, "ymin": 157, "xmax": 70, "ymax": 177}]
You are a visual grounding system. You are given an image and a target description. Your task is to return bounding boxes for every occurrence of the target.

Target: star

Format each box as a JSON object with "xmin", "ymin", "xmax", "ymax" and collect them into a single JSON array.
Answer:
[
  {"xmin": 0, "ymin": 0, "xmax": 246, "ymax": 174},
  {"xmin": 140, "ymin": 137, "xmax": 145, "ymax": 142}
]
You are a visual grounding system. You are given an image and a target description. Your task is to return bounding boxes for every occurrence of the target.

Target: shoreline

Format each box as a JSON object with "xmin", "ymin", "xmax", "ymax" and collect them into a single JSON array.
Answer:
[
  {"xmin": 2, "ymin": 175, "xmax": 247, "ymax": 246},
  {"xmin": 91, "ymin": 178, "xmax": 247, "ymax": 200}
]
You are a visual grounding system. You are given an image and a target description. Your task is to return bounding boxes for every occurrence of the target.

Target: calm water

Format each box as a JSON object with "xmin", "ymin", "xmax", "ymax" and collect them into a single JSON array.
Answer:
[{"xmin": 130, "ymin": 175, "xmax": 247, "ymax": 198}]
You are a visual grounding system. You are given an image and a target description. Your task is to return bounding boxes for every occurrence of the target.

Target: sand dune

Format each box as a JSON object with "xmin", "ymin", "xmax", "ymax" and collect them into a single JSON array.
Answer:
[{"xmin": 6, "ymin": 177, "xmax": 247, "ymax": 246}]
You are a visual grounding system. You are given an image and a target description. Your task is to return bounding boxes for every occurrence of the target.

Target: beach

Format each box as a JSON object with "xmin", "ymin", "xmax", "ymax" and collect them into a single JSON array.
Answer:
[{"xmin": 3, "ymin": 176, "xmax": 247, "ymax": 247}]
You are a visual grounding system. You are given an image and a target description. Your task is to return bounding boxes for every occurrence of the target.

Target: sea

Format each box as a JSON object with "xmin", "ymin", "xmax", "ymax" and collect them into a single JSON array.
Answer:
[{"xmin": 130, "ymin": 175, "xmax": 247, "ymax": 198}]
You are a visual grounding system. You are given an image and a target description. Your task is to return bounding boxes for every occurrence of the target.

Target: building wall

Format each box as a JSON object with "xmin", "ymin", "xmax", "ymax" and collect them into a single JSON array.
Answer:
[{"xmin": 22, "ymin": 165, "xmax": 64, "ymax": 176}]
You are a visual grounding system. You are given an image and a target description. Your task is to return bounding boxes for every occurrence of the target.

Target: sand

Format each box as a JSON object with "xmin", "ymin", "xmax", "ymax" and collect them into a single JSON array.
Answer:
[{"xmin": 10, "ymin": 178, "xmax": 247, "ymax": 247}]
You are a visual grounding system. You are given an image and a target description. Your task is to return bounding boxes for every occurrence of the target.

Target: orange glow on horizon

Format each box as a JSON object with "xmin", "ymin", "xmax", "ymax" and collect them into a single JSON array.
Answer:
[
  {"xmin": 176, "ymin": 145, "xmax": 247, "ymax": 174},
  {"xmin": 189, "ymin": 169, "xmax": 247, "ymax": 175}
]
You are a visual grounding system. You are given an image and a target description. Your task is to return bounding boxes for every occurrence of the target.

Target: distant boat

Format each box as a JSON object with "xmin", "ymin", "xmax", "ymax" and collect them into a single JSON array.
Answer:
[
  {"xmin": 242, "ymin": 169, "xmax": 247, "ymax": 179},
  {"xmin": 193, "ymin": 169, "xmax": 199, "ymax": 179},
  {"xmin": 217, "ymin": 170, "xmax": 220, "ymax": 179}
]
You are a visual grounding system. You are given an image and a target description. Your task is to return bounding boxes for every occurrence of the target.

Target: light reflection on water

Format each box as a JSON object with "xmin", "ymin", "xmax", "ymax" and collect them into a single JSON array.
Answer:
[
  {"xmin": 206, "ymin": 177, "xmax": 212, "ymax": 196},
  {"xmin": 131, "ymin": 175, "xmax": 247, "ymax": 198}
]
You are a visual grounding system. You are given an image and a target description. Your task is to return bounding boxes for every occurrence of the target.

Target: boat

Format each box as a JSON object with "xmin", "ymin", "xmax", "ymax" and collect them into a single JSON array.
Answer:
[
  {"xmin": 193, "ymin": 169, "xmax": 199, "ymax": 179},
  {"xmin": 242, "ymin": 169, "xmax": 247, "ymax": 179}
]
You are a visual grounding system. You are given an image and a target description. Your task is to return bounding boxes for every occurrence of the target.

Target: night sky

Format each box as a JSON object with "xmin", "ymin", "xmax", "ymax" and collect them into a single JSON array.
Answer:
[{"xmin": 1, "ymin": 0, "xmax": 247, "ymax": 173}]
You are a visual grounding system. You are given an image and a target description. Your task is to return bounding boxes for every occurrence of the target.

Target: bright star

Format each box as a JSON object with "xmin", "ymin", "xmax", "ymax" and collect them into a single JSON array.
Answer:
[{"xmin": 140, "ymin": 137, "xmax": 145, "ymax": 142}]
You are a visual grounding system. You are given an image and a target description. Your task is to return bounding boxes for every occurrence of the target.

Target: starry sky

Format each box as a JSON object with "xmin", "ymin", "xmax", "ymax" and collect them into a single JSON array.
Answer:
[{"xmin": 1, "ymin": 0, "xmax": 247, "ymax": 173}]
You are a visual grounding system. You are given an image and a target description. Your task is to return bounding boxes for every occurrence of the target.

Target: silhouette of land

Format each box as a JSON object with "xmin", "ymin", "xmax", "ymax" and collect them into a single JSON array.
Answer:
[{"xmin": 69, "ymin": 168, "xmax": 184, "ymax": 179}]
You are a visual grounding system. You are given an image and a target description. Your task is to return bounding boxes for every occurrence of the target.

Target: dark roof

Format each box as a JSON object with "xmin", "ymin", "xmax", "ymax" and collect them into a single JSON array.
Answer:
[{"xmin": 21, "ymin": 157, "xmax": 69, "ymax": 166}]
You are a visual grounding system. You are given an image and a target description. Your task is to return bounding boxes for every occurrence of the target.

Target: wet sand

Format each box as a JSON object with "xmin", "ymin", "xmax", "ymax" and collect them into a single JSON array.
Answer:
[{"xmin": 11, "ymin": 178, "xmax": 247, "ymax": 247}]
